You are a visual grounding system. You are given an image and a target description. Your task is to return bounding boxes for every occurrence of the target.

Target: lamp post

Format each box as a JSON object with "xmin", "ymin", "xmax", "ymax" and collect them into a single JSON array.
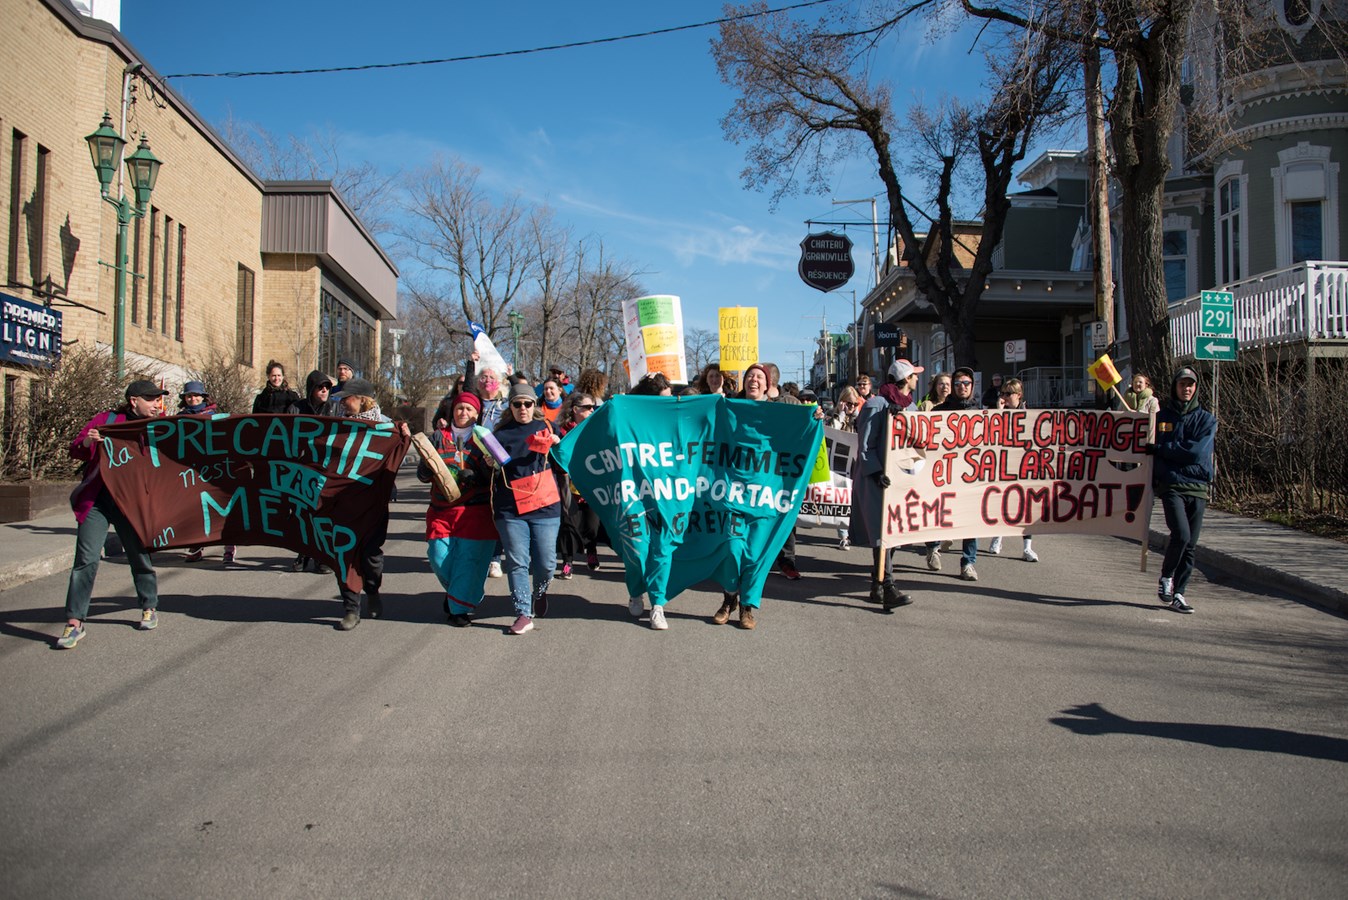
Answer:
[
  {"xmin": 507, "ymin": 310, "xmax": 523, "ymax": 368},
  {"xmin": 86, "ymin": 112, "xmax": 161, "ymax": 380}
]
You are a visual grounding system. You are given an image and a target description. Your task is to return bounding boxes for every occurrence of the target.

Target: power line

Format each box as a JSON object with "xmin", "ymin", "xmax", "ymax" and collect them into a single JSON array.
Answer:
[{"xmin": 164, "ymin": 0, "xmax": 842, "ymax": 80}]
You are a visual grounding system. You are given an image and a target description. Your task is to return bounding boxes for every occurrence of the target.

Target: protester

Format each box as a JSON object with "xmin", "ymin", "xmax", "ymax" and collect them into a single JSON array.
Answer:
[
  {"xmin": 827, "ymin": 386, "xmax": 863, "ymax": 551},
  {"xmin": 537, "ymin": 365, "xmax": 574, "ymax": 398},
  {"xmin": 987, "ymin": 378, "xmax": 1039, "ymax": 562},
  {"xmin": 981, "ymin": 373, "xmax": 1005, "ymax": 408},
  {"xmin": 1149, "ymin": 367, "xmax": 1217, "ymax": 614},
  {"xmin": 630, "ymin": 372, "xmax": 673, "ymax": 396},
  {"xmin": 763, "ymin": 363, "xmax": 801, "ymax": 404},
  {"xmin": 854, "ymin": 374, "xmax": 874, "ymax": 403},
  {"xmin": 418, "ymin": 391, "xmax": 497, "ymax": 628},
  {"xmin": 695, "ymin": 363, "xmax": 729, "ymax": 396},
  {"xmin": 852, "ymin": 362, "xmax": 917, "ymax": 612},
  {"xmin": 332, "ymin": 377, "xmax": 402, "ymax": 630},
  {"xmin": 252, "ymin": 360, "xmax": 300, "ymax": 414},
  {"xmin": 332, "ymin": 359, "xmax": 355, "ymax": 397},
  {"xmin": 711, "ymin": 362, "xmax": 784, "ymax": 629},
  {"xmin": 1125, "ymin": 372, "xmax": 1161, "ymax": 414},
  {"xmin": 56, "ymin": 380, "xmax": 168, "ymax": 649},
  {"xmin": 492, "ymin": 383, "xmax": 563, "ymax": 635},
  {"xmin": 574, "ymin": 369, "xmax": 609, "ymax": 405},
  {"xmin": 289, "ymin": 370, "xmax": 341, "ymax": 417},
  {"xmin": 929, "ymin": 366, "xmax": 983, "ymax": 581},
  {"xmin": 473, "ymin": 367, "xmax": 510, "ymax": 432},
  {"xmin": 919, "ymin": 372, "xmax": 951, "ymax": 411},
  {"xmin": 538, "ymin": 378, "xmax": 566, "ymax": 424},
  {"xmin": 178, "ymin": 381, "xmax": 239, "ymax": 566},
  {"xmin": 555, "ymin": 392, "xmax": 603, "ymax": 579}
]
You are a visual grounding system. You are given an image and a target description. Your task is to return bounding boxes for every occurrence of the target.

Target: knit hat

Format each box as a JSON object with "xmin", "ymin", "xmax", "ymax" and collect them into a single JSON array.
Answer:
[
  {"xmin": 742, "ymin": 363, "xmax": 772, "ymax": 390},
  {"xmin": 453, "ymin": 391, "xmax": 483, "ymax": 413},
  {"xmin": 508, "ymin": 382, "xmax": 537, "ymax": 403}
]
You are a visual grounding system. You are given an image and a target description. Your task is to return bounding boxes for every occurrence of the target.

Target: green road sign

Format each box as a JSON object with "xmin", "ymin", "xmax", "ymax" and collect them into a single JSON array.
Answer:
[
  {"xmin": 1194, "ymin": 334, "xmax": 1238, "ymax": 361},
  {"xmin": 1200, "ymin": 290, "xmax": 1235, "ymax": 337}
]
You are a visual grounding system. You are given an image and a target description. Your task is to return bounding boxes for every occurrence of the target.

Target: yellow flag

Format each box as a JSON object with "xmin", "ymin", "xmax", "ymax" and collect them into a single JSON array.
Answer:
[{"xmin": 1087, "ymin": 353, "xmax": 1122, "ymax": 391}]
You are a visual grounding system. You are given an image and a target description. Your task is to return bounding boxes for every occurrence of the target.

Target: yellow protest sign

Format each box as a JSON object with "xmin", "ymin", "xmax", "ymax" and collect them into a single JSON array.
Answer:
[{"xmin": 719, "ymin": 306, "xmax": 759, "ymax": 376}]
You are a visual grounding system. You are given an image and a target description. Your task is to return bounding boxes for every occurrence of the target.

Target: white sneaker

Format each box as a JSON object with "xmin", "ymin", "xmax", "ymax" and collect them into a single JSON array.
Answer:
[
  {"xmin": 1022, "ymin": 547, "xmax": 1039, "ymax": 562},
  {"xmin": 487, "ymin": 560, "xmax": 503, "ymax": 579},
  {"xmin": 649, "ymin": 605, "xmax": 668, "ymax": 630},
  {"xmin": 926, "ymin": 547, "xmax": 942, "ymax": 571},
  {"xmin": 628, "ymin": 595, "xmax": 645, "ymax": 618},
  {"xmin": 960, "ymin": 563, "xmax": 978, "ymax": 582},
  {"xmin": 988, "ymin": 537, "xmax": 1003, "ymax": 555},
  {"xmin": 838, "ymin": 536, "xmax": 850, "ymax": 551},
  {"xmin": 1169, "ymin": 593, "xmax": 1194, "ymax": 613}
]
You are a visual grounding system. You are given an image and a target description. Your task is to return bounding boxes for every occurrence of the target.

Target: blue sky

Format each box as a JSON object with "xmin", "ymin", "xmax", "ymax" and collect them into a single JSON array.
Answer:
[{"xmin": 122, "ymin": 0, "xmax": 1010, "ymax": 383}]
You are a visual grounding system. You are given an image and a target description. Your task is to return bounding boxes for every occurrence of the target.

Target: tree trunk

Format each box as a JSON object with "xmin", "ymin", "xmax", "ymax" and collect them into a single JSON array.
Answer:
[{"xmin": 1116, "ymin": 179, "xmax": 1174, "ymax": 381}]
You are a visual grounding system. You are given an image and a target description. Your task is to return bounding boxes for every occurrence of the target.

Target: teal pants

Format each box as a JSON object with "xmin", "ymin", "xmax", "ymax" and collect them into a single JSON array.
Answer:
[{"xmin": 63, "ymin": 490, "xmax": 158, "ymax": 622}]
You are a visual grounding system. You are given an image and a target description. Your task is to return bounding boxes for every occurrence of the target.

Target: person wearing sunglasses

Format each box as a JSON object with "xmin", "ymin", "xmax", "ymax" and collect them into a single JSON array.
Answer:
[
  {"xmin": 826, "ymin": 386, "xmax": 863, "ymax": 552},
  {"xmin": 491, "ymin": 383, "xmax": 563, "ymax": 634},
  {"xmin": 555, "ymin": 393, "xmax": 603, "ymax": 579},
  {"xmin": 927, "ymin": 366, "xmax": 984, "ymax": 581}
]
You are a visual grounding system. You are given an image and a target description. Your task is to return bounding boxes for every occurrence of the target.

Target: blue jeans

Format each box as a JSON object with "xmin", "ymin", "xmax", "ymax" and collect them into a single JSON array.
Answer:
[
  {"xmin": 496, "ymin": 514, "xmax": 560, "ymax": 617},
  {"xmin": 64, "ymin": 490, "xmax": 157, "ymax": 622},
  {"xmin": 1160, "ymin": 492, "xmax": 1206, "ymax": 595},
  {"xmin": 927, "ymin": 538, "xmax": 977, "ymax": 566}
]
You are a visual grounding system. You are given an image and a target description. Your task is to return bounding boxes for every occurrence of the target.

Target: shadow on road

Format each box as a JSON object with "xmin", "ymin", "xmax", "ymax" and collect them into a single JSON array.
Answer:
[{"xmin": 1050, "ymin": 702, "xmax": 1348, "ymax": 763}]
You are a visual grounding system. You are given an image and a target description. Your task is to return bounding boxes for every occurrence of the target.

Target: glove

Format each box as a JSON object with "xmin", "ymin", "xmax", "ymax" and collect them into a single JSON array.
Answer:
[
  {"xmin": 526, "ymin": 430, "xmax": 560, "ymax": 453},
  {"xmin": 870, "ymin": 472, "xmax": 892, "ymax": 489}
]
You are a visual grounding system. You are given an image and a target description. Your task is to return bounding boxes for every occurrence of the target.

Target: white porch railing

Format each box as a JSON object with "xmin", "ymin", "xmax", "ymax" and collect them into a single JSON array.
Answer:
[
  {"xmin": 1169, "ymin": 261, "xmax": 1348, "ymax": 356},
  {"xmin": 1014, "ymin": 366, "xmax": 1094, "ymax": 409}
]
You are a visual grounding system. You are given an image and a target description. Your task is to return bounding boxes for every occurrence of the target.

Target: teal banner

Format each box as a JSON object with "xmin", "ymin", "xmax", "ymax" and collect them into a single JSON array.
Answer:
[{"xmin": 552, "ymin": 395, "xmax": 823, "ymax": 607}]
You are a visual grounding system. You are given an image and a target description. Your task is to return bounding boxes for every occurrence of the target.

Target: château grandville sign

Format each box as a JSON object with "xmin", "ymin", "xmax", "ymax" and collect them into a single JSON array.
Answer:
[{"xmin": 798, "ymin": 231, "xmax": 854, "ymax": 293}]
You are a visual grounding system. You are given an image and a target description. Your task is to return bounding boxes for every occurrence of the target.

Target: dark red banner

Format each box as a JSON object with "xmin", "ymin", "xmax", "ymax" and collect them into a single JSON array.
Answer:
[{"xmin": 98, "ymin": 414, "xmax": 409, "ymax": 591}]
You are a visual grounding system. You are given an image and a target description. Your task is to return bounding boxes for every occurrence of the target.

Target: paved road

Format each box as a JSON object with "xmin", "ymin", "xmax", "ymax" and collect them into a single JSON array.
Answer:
[{"xmin": 2, "ymin": 479, "xmax": 1345, "ymax": 898}]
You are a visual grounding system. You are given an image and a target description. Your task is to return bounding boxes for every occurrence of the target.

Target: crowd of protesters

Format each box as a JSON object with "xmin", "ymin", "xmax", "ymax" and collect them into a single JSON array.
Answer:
[{"xmin": 52, "ymin": 351, "xmax": 1210, "ymax": 649}]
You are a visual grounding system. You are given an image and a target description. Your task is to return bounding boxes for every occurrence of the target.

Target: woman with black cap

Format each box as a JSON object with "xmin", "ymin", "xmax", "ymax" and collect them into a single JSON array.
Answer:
[{"xmin": 56, "ymin": 380, "xmax": 168, "ymax": 649}]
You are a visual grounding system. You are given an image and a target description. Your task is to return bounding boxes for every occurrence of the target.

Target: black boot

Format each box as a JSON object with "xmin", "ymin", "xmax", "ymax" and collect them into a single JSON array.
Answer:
[
  {"xmin": 882, "ymin": 580, "xmax": 913, "ymax": 612},
  {"xmin": 867, "ymin": 579, "xmax": 884, "ymax": 605}
]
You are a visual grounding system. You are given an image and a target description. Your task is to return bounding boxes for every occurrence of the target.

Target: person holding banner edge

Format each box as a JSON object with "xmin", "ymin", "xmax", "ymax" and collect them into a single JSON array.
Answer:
[
  {"xmin": 1147, "ymin": 367, "xmax": 1216, "ymax": 614},
  {"xmin": 56, "ymin": 380, "xmax": 168, "ymax": 649},
  {"xmin": 928, "ymin": 366, "xmax": 983, "ymax": 581},
  {"xmin": 851, "ymin": 360, "xmax": 917, "ymax": 612}
]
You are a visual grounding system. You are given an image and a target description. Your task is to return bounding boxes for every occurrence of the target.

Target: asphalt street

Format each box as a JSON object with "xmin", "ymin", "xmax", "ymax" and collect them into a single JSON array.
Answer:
[{"xmin": 1, "ymin": 477, "xmax": 1345, "ymax": 898}]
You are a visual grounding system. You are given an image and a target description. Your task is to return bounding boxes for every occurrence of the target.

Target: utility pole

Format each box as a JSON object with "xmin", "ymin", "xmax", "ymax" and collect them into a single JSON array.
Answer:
[
  {"xmin": 1085, "ymin": 46, "xmax": 1115, "ymax": 349},
  {"xmin": 832, "ymin": 198, "xmax": 881, "ymax": 286}
]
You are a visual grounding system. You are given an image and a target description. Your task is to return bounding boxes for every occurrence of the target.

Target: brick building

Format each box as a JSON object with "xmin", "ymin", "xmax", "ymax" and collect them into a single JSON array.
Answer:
[{"xmin": 0, "ymin": 0, "xmax": 396, "ymax": 417}]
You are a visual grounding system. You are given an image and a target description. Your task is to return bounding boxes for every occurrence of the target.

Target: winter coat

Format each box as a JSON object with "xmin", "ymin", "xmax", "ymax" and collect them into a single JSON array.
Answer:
[
  {"xmin": 68, "ymin": 410, "xmax": 126, "ymax": 524},
  {"xmin": 418, "ymin": 427, "xmax": 497, "ymax": 542},
  {"xmin": 1152, "ymin": 397, "xmax": 1216, "ymax": 498},
  {"xmin": 490, "ymin": 417, "xmax": 561, "ymax": 520},
  {"xmin": 252, "ymin": 385, "xmax": 300, "ymax": 414},
  {"xmin": 849, "ymin": 395, "xmax": 892, "ymax": 548}
]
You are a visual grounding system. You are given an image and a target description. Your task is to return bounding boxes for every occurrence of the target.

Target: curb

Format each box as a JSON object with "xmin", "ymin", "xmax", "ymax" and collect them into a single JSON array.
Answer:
[
  {"xmin": 1148, "ymin": 528, "xmax": 1348, "ymax": 616},
  {"xmin": 0, "ymin": 550, "xmax": 75, "ymax": 594}
]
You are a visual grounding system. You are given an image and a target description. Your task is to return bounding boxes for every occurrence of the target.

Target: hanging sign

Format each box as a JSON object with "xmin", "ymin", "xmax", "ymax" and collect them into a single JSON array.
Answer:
[
  {"xmin": 798, "ymin": 232, "xmax": 854, "ymax": 293},
  {"xmin": 874, "ymin": 320, "xmax": 905, "ymax": 348}
]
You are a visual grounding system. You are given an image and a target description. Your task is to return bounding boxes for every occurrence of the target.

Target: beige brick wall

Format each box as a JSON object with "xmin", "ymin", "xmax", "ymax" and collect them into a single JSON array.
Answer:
[
  {"xmin": 260, "ymin": 252, "xmax": 321, "ymax": 383},
  {"xmin": 1, "ymin": 0, "xmax": 265, "ymax": 393}
]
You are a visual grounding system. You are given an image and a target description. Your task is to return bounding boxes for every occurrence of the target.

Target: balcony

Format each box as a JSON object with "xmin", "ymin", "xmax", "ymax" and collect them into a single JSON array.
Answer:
[{"xmin": 1169, "ymin": 261, "xmax": 1348, "ymax": 357}]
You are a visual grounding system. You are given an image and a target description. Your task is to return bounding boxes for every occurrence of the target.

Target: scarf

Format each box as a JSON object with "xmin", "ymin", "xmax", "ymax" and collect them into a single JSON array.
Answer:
[{"xmin": 1124, "ymin": 388, "xmax": 1153, "ymax": 411}]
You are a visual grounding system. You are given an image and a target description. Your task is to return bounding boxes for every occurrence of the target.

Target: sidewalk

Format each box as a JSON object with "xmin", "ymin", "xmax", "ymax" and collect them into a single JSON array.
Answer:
[{"xmin": 3, "ymin": 476, "xmax": 1345, "ymax": 615}]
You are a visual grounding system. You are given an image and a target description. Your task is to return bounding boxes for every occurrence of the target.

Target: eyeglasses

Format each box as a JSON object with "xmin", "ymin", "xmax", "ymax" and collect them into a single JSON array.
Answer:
[
  {"xmin": 511, "ymin": 401, "xmax": 535, "ymax": 409},
  {"xmin": 954, "ymin": 379, "xmax": 973, "ymax": 386},
  {"xmin": 575, "ymin": 403, "xmax": 596, "ymax": 410},
  {"xmin": 1000, "ymin": 390, "xmax": 1019, "ymax": 396},
  {"xmin": 316, "ymin": 386, "xmax": 329, "ymax": 392}
]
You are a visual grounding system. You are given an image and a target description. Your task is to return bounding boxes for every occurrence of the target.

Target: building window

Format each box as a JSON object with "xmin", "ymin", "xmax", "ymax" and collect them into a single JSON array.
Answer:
[
  {"xmin": 130, "ymin": 216, "xmax": 142, "ymax": 325},
  {"xmin": 1163, "ymin": 229, "xmax": 1189, "ymax": 302},
  {"xmin": 146, "ymin": 208, "xmax": 157, "ymax": 331},
  {"xmin": 236, "ymin": 264, "xmax": 255, "ymax": 366},
  {"xmin": 6, "ymin": 130, "xmax": 24, "ymax": 285},
  {"xmin": 1218, "ymin": 176, "xmax": 1243, "ymax": 284},
  {"xmin": 319, "ymin": 286, "xmax": 374, "ymax": 376},
  {"xmin": 160, "ymin": 214, "xmax": 172, "ymax": 334},
  {"xmin": 32, "ymin": 145, "xmax": 49, "ymax": 286},
  {"xmin": 175, "ymin": 224, "xmax": 186, "ymax": 342},
  {"xmin": 1272, "ymin": 144, "xmax": 1340, "ymax": 268}
]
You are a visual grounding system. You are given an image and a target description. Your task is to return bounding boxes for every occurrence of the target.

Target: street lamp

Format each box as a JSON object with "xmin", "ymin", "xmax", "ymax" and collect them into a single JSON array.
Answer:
[
  {"xmin": 507, "ymin": 310, "xmax": 523, "ymax": 368},
  {"xmin": 86, "ymin": 112, "xmax": 162, "ymax": 379}
]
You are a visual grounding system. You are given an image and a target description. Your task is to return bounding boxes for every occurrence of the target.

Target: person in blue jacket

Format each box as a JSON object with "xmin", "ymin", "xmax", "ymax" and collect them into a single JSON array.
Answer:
[{"xmin": 1148, "ymin": 367, "xmax": 1217, "ymax": 614}]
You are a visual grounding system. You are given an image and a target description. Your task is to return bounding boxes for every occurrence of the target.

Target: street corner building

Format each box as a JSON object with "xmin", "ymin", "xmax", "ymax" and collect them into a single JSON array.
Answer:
[{"xmin": 0, "ymin": 0, "xmax": 398, "ymax": 424}]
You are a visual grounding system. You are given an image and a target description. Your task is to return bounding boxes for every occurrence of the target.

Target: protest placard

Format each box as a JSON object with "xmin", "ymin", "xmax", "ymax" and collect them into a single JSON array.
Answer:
[
  {"xmin": 718, "ymin": 306, "xmax": 759, "ymax": 379},
  {"xmin": 622, "ymin": 295, "xmax": 688, "ymax": 383}
]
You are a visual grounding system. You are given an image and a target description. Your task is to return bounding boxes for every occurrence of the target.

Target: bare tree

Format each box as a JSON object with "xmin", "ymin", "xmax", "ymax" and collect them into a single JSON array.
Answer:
[
  {"xmin": 220, "ymin": 116, "xmax": 398, "ymax": 237},
  {"xmin": 379, "ymin": 302, "xmax": 457, "ymax": 410},
  {"xmin": 526, "ymin": 207, "xmax": 576, "ymax": 378},
  {"xmin": 400, "ymin": 157, "xmax": 536, "ymax": 351},
  {"xmin": 685, "ymin": 327, "xmax": 719, "ymax": 377},
  {"xmin": 714, "ymin": 4, "xmax": 1073, "ymax": 367},
  {"xmin": 566, "ymin": 240, "xmax": 645, "ymax": 382}
]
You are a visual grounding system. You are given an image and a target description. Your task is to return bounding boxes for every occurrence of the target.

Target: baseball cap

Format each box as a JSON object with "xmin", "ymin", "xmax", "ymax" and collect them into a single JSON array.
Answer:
[
  {"xmin": 888, "ymin": 358, "xmax": 925, "ymax": 382},
  {"xmin": 125, "ymin": 380, "xmax": 169, "ymax": 400}
]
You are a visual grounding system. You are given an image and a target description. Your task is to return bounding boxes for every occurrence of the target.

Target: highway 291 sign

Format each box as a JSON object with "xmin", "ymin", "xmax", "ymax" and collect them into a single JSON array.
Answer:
[{"xmin": 798, "ymin": 231, "xmax": 854, "ymax": 292}]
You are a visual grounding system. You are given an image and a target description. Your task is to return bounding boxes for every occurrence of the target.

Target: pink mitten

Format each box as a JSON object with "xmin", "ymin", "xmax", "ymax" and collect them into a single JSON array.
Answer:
[{"xmin": 527, "ymin": 430, "xmax": 559, "ymax": 453}]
